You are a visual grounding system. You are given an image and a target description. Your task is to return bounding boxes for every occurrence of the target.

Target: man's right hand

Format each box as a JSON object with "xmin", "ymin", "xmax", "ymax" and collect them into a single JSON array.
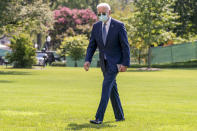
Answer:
[{"xmin": 84, "ymin": 61, "xmax": 90, "ymax": 71}]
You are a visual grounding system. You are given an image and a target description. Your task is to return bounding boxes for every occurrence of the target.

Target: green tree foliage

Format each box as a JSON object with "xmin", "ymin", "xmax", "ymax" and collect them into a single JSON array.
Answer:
[
  {"xmin": 49, "ymin": 0, "xmax": 132, "ymax": 13},
  {"xmin": 20, "ymin": 0, "xmax": 54, "ymax": 34},
  {"xmin": 6, "ymin": 34, "xmax": 36, "ymax": 68},
  {"xmin": 49, "ymin": 0, "xmax": 100, "ymax": 13},
  {"xmin": 20, "ymin": 0, "xmax": 54, "ymax": 49},
  {"xmin": 173, "ymin": 0, "xmax": 197, "ymax": 39},
  {"xmin": 110, "ymin": 3, "xmax": 137, "ymax": 61},
  {"xmin": 0, "ymin": 1, "xmax": 9, "ymax": 29},
  {"xmin": 0, "ymin": 0, "xmax": 20, "ymax": 34},
  {"xmin": 0, "ymin": 0, "xmax": 53, "ymax": 38},
  {"xmin": 132, "ymin": 0, "xmax": 179, "ymax": 67},
  {"xmin": 0, "ymin": 0, "xmax": 54, "ymax": 51},
  {"xmin": 58, "ymin": 35, "xmax": 88, "ymax": 67}
]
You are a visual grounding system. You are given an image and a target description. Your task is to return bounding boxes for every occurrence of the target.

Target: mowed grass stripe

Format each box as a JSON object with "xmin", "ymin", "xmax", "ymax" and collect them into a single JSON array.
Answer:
[{"xmin": 0, "ymin": 66, "xmax": 197, "ymax": 131}]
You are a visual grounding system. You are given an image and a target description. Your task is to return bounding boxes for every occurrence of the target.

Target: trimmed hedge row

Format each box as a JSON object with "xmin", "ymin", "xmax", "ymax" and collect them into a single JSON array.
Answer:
[
  {"xmin": 130, "ymin": 60, "xmax": 197, "ymax": 68},
  {"xmin": 51, "ymin": 62, "xmax": 66, "ymax": 67}
]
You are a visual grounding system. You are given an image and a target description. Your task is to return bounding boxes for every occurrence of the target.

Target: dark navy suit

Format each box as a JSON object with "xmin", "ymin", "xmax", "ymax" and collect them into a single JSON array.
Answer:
[{"xmin": 85, "ymin": 18, "xmax": 130, "ymax": 121}]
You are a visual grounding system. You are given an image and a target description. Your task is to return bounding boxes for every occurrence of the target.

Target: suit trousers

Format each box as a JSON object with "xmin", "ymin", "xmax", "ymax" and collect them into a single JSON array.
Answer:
[{"xmin": 95, "ymin": 60, "xmax": 124, "ymax": 121}]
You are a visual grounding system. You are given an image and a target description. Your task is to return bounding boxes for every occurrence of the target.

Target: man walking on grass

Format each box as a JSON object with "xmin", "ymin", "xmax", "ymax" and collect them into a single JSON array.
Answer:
[{"xmin": 84, "ymin": 3, "xmax": 130, "ymax": 124}]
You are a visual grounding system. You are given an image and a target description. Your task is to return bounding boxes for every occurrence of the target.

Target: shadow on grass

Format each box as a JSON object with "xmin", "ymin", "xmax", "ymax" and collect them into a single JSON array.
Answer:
[
  {"xmin": 0, "ymin": 80, "xmax": 14, "ymax": 83},
  {"xmin": 66, "ymin": 121, "xmax": 116, "ymax": 130},
  {"xmin": 127, "ymin": 68, "xmax": 197, "ymax": 72},
  {"xmin": 127, "ymin": 69, "xmax": 161, "ymax": 72},
  {"xmin": 0, "ymin": 71, "xmax": 31, "ymax": 75},
  {"xmin": 171, "ymin": 68, "xmax": 197, "ymax": 70}
]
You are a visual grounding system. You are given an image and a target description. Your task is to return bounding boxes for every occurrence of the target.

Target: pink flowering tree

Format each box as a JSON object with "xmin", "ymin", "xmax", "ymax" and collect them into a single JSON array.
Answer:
[{"xmin": 50, "ymin": 7, "xmax": 97, "ymax": 49}]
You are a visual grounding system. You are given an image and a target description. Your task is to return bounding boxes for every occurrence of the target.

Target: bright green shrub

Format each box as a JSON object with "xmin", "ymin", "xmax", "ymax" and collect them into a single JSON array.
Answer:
[{"xmin": 6, "ymin": 34, "xmax": 36, "ymax": 68}]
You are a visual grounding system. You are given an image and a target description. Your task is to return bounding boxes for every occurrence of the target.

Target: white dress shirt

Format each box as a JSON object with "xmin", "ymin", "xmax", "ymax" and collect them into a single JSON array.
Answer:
[
  {"xmin": 102, "ymin": 17, "xmax": 111, "ymax": 37},
  {"xmin": 102, "ymin": 17, "xmax": 111, "ymax": 60}
]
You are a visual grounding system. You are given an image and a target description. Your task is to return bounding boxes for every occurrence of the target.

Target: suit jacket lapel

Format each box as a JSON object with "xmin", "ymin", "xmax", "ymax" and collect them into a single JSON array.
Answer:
[
  {"xmin": 105, "ymin": 19, "xmax": 114, "ymax": 47},
  {"xmin": 98, "ymin": 22, "xmax": 105, "ymax": 46}
]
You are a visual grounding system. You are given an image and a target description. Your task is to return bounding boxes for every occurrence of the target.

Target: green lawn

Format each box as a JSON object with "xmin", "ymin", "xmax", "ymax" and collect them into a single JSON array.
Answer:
[{"xmin": 0, "ymin": 66, "xmax": 197, "ymax": 131}]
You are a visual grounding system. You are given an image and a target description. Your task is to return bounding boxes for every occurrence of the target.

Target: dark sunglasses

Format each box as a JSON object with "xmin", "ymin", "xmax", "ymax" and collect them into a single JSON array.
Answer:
[{"xmin": 97, "ymin": 13, "xmax": 107, "ymax": 16}]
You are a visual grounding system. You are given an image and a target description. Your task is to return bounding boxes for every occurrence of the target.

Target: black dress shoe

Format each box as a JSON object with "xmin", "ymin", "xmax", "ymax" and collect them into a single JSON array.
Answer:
[
  {"xmin": 90, "ymin": 119, "xmax": 102, "ymax": 124},
  {"xmin": 116, "ymin": 118, "xmax": 125, "ymax": 122}
]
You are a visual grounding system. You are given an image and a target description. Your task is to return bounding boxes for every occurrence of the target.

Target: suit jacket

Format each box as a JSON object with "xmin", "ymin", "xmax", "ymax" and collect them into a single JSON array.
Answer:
[{"xmin": 85, "ymin": 18, "xmax": 130, "ymax": 72}]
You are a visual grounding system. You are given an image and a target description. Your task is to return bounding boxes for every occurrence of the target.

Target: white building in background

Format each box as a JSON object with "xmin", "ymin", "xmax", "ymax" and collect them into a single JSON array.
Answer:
[
  {"xmin": 0, "ymin": 36, "xmax": 11, "ymax": 50},
  {"xmin": 0, "ymin": 36, "xmax": 11, "ymax": 45}
]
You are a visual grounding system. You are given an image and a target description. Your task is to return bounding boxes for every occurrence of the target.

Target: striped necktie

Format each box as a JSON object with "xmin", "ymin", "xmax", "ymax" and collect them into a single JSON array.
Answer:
[{"xmin": 102, "ymin": 23, "xmax": 107, "ymax": 45}]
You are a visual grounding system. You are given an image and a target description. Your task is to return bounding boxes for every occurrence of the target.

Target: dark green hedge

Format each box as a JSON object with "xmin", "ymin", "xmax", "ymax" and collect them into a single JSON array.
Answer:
[
  {"xmin": 51, "ymin": 62, "xmax": 66, "ymax": 67},
  {"xmin": 130, "ymin": 60, "xmax": 197, "ymax": 68}
]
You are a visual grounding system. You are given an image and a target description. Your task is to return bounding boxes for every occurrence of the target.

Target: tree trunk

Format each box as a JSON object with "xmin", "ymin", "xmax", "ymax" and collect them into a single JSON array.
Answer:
[
  {"xmin": 37, "ymin": 33, "xmax": 42, "ymax": 50},
  {"xmin": 74, "ymin": 61, "xmax": 77, "ymax": 67},
  {"xmin": 50, "ymin": 0, "xmax": 57, "ymax": 8},
  {"xmin": 125, "ymin": 0, "xmax": 128, "ymax": 4},
  {"xmin": 138, "ymin": 50, "xmax": 141, "ymax": 64},
  {"xmin": 147, "ymin": 46, "xmax": 152, "ymax": 68},
  {"xmin": 92, "ymin": 0, "xmax": 100, "ymax": 13}
]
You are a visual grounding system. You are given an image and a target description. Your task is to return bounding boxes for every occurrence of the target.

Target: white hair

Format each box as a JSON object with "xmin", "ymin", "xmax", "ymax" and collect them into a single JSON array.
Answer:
[{"xmin": 97, "ymin": 3, "xmax": 111, "ymax": 11}]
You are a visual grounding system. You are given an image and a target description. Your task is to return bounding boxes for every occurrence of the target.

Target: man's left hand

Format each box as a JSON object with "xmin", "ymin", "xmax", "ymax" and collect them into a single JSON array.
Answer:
[{"xmin": 119, "ymin": 65, "xmax": 127, "ymax": 72}]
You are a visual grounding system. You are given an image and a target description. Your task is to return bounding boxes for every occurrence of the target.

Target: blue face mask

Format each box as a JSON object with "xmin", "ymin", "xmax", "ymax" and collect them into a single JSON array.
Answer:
[{"xmin": 98, "ymin": 14, "xmax": 108, "ymax": 23}]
